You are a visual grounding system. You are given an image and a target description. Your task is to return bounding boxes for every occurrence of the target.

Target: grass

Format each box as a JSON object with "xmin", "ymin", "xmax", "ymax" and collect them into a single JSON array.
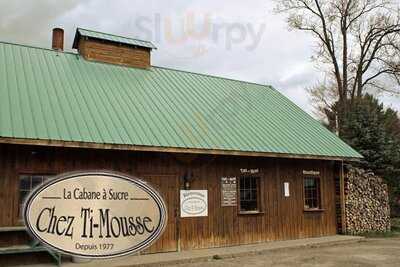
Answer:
[
  {"xmin": 359, "ymin": 218, "xmax": 400, "ymax": 238},
  {"xmin": 361, "ymin": 231, "xmax": 400, "ymax": 238},
  {"xmin": 392, "ymin": 218, "xmax": 400, "ymax": 232}
]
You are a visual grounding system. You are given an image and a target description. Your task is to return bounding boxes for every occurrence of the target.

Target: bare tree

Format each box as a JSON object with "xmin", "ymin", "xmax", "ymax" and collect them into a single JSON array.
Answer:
[
  {"xmin": 275, "ymin": 0, "xmax": 400, "ymax": 133},
  {"xmin": 308, "ymin": 81, "xmax": 338, "ymax": 119}
]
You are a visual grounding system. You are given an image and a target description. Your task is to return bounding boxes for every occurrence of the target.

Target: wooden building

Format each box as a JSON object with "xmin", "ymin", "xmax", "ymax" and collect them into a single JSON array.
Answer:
[{"xmin": 0, "ymin": 28, "xmax": 361, "ymax": 259}]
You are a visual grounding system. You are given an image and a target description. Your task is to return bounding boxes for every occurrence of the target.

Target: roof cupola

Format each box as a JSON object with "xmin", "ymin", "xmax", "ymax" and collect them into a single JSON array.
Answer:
[{"xmin": 72, "ymin": 28, "xmax": 156, "ymax": 69}]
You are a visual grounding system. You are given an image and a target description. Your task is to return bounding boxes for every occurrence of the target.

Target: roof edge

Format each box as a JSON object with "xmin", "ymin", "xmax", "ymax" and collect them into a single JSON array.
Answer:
[
  {"xmin": 0, "ymin": 40, "xmax": 78, "ymax": 56},
  {"xmin": 73, "ymin": 27, "xmax": 157, "ymax": 50},
  {"xmin": 0, "ymin": 137, "xmax": 362, "ymax": 162},
  {"xmin": 152, "ymin": 66, "xmax": 272, "ymax": 88},
  {"xmin": 77, "ymin": 27, "xmax": 157, "ymax": 47}
]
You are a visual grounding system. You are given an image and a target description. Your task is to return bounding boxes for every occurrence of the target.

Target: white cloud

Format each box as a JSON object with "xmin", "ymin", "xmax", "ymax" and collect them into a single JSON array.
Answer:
[{"xmin": 0, "ymin": 0, "xmax": 398, "ymax": 115}]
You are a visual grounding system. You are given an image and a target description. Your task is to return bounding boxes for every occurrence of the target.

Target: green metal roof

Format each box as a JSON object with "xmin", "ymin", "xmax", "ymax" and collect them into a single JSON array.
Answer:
[
  {"xmin": 73, "ymin": 28, "xmax": 157, "ymax": 50},
  {"xmin": 0, "ymin": 41, "xmax": 362, "ymax": 159}
]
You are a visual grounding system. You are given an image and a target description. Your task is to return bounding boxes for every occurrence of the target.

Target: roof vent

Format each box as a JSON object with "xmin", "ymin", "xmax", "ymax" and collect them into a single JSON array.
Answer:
[
  {"xmin": 52, "ymin": 28, "xmax": 64, "ymax": 51},
  {"xmin": 72, "ymin": 28, "xmax": 156, "ymax": 69}
]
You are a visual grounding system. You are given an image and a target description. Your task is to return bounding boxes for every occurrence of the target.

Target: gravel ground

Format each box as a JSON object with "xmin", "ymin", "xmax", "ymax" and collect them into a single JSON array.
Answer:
[{"xmin": 177, "ymin": 238, "xmax": 400, "ymax": 267}]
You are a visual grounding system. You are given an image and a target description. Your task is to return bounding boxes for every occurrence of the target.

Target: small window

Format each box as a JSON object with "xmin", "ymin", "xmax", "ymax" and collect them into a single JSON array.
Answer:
[
  {"xmin": 303, "ymin": 176, "xmax": 321, "ymax": 210},
  {"xmin": 19, "ymin": 174, "xmax": 53, "ymax": 217},
  {"xmin": 239, "ymin": 176, "xmax": 260, "ymax": 212}
]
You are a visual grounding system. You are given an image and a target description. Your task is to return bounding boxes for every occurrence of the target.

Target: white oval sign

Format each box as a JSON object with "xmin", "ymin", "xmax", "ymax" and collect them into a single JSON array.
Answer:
[
  {"xmin": 180, "ymin": 190, "xmax": 208, "ymax": 217},
  {"xmin": 23, "ymin": 171, "xmax": 167, "ymax": 259},
  {"xmin": 182, "ymin": 198, "xmax": 207, "ymax": 215}
]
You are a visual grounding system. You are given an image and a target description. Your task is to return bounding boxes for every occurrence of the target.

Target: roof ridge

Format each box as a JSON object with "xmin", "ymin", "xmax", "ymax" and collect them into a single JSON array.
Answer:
[
  {"xmin": 0, "ymin": 40, "xmax": 78, "ymax": 56},
  {"xmin": 152, "ymin": 65, "xmax": 272, "ymax": 88},
  {"xmin": 77, "ymin": 27, "xmax": 156, "ymax": 46},
  {"xmin": 0, "ymin": 41, "xmax": 270, "ymax": 88}
]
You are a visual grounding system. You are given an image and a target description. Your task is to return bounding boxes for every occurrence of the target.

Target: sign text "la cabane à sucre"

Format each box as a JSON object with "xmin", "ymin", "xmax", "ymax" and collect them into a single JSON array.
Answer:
[{"xmin": 23, "ymin": 172, "xmax": 167, "ymax": 259}]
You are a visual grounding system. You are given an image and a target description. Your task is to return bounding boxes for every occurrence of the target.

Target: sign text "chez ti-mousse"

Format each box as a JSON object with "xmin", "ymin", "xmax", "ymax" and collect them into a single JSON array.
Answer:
[{"xmin": 23, "ymin": 172, "xmax": 167, "ymax": 259}]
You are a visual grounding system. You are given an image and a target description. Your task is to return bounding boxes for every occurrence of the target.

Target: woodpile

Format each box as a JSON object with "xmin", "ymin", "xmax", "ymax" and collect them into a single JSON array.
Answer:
[{"xmin": 344, "ymin": 167, "xmax": 391, "ymax": 234}]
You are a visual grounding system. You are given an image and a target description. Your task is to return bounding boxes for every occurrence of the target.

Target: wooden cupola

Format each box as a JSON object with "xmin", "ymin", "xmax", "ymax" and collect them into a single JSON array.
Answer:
[{"xmin": 72, "ymin": 28, "xmax": 157, "ymax": 69}]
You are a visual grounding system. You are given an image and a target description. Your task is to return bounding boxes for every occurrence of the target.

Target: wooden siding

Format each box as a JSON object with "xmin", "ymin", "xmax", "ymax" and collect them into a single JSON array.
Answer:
[
  {"xmin": 0, "ymin": 144, "xmax": 338, "ymax": 252},
  {"xmin": 78, "ymin": 38, "xmax": 151, "ymax": 69}
]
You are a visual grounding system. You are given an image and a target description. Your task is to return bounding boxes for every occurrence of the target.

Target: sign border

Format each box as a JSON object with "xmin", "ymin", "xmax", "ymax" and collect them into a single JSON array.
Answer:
[{"xmin": 23, "ymin": 171, "xmax": 168, "ymax": 259}]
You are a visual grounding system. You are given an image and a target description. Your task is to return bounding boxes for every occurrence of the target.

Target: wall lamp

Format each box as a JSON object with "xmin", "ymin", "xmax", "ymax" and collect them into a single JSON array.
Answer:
[{"xmin": 182, "ymin": 171, "xmax": 194, "ymax": 190}]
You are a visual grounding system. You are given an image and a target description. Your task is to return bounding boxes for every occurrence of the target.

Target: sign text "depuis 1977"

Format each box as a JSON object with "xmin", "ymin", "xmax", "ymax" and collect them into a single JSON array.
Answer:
[{"xmin": 24, "ymin": 172, "xmax": 167, "ymax": 258}]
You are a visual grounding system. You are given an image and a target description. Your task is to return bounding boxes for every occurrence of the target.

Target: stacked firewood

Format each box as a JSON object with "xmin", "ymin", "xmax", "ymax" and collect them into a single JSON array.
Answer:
[{"xmin": 344, "ymin": 167, "xmax": 391, "ymax": 234}]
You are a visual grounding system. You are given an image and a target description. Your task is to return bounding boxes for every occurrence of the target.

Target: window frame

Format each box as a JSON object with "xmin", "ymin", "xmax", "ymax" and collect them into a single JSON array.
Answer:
[
  {"xmin": 17, "ymin": 173, "xmax": 55, "ymax": 221},
  {"xmin": 303, "ymin": 175, "xmax": 323, "ymax": 212},
  {"xmin": 237, "ymin": 175, "xmax": 263, "ymax": 215}
]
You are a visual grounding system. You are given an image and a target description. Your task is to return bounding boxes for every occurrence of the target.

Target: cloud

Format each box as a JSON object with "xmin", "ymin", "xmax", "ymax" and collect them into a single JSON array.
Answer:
[
  {"xmin": 0, "ymin": 0, "xmax": 81, "ymax": 46},
  {"xmin": 0, "ymin": 0, "xmax": 398, "ymax": 115}
]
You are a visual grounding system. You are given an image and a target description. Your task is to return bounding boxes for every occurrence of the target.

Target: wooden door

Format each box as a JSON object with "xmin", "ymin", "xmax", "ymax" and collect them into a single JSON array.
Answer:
[
  {"xmin": 140, "ymin": 174, "xmax": 179, "ymax": 253},
  {"xmin": 277, "ymin": 161, "xmax": 302, "ymax": 240}
]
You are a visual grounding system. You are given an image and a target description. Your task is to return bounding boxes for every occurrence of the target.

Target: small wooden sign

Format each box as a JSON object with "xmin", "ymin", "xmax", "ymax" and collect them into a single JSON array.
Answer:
[
  {"xmin": 221, "ymin": 177, "xmax": 237, "ymax": 207},
  {"xmin": 303, "ymin": 170, "xmax": 320, "ymax": 176},
  {"xmin": 240, "ymin": 168, "xmax": 259, "ymax": 174}
]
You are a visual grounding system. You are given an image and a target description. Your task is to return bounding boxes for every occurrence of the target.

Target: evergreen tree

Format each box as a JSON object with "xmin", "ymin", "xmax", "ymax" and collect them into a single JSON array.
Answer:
[{"xmin": 340, "ymin": 94, "xmax": 400, "ymax": 216}]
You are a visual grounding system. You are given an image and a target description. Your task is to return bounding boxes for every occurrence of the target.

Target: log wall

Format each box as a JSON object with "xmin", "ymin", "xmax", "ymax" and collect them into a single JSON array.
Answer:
[
  {"xmin": 78, "ymin": 38, "xmax": 151, "ymax": 69},
  {"xmin": 0, "ymin": 144, "xmax": 338, "ymax": 252}
]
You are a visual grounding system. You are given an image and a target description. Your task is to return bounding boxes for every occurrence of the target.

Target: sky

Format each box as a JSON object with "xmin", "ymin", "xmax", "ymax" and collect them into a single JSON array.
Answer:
[{"xmin": 0, "ymin": 0, "xmax": 399, "ymax": 116}]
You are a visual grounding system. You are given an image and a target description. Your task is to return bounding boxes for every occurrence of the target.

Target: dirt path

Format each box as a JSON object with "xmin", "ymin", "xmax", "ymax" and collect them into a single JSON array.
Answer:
[{"xmin": 177, "ymin": 238, "xmax": 400, "ymax": 267}]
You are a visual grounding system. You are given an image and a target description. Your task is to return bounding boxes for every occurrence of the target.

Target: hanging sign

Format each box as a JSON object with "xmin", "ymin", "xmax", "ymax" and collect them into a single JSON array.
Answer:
[
  {"xmin": 23, "ymin": 171, "xmax": 167, "ymax": 259},
  {"xmin": 221, "ymin": 177, "xmax": 237, "ymax": 206},
  {"xmin": 180, "ymin": 190, "xmax": 208, "ymax": 217}
]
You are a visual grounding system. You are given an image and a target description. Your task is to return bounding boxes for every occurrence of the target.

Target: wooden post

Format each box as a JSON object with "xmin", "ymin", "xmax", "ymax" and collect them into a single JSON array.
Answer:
[
  {"xmin": 340, "ymin": 160, "xmax": 346, "ymax": 234},
  {"xmin": 176, "ymin": 206, "xmax": 181, "ymax": 252}
]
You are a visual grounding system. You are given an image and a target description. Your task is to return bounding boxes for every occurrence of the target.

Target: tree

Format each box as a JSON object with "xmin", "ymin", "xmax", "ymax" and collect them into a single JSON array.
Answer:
[
  {"xmin": 383, "ymin": 106, "xmax": 400, "ymax": 138},
  {"xmin": 308, "ymin": 80, "xmax": 340, "ymax": 130},
  {"xmin": 275, "ymin": 0, "xmax": 400, "ymax": 134},
  {"xmin": 339, "ymin": 94, "xmax": 400, "ymax": 215},
  {"xmin": 341, "ymin": 95, "xmax": 389, "ymax": 172}
]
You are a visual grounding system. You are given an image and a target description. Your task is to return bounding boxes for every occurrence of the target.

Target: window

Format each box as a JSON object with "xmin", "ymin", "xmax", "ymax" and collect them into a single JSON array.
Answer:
[
  {"xmin": 19, "ymin": 174, "xmax": 53, "ymax": 217},
  {"xmin": 239, "ymin": 176, "xmax": 260, "ymax": 212},
  {"xmin": 303, "ymin": 176, "xmax": 321, "ymax": 210}
]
